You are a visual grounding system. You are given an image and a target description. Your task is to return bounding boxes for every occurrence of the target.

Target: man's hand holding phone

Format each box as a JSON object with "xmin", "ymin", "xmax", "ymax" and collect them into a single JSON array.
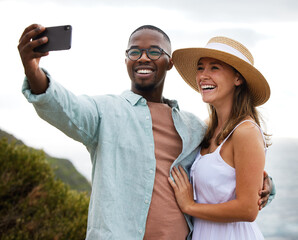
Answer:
[
  {"xmin": 33, "ymin": 25, "xmax": 72, "ymax": 53},
  {"xmin": 18, "ymin": 24, "xmax": 71, "ymax": 94}
]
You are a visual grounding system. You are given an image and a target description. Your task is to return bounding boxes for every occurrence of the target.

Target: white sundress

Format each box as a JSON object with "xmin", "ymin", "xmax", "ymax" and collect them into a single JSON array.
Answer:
[{"xmin": 190, "ymin": 120, "xmax": 266, "ymax": 240}]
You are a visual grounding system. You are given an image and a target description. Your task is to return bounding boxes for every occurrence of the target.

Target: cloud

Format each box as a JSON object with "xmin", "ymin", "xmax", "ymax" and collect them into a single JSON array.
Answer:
[
  {"xmin": 13, "ymin": 0, "xmax": 298, "ymax": 22},
  {"xmin": 170, "ymin": 25, "xmax": 269, "ymax": 50}
]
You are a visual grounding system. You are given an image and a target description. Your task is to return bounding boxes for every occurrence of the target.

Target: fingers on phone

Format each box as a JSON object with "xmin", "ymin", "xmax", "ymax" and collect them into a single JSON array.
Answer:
[
  {"xmin": 24, "ymin": 37, "xmax": 47, "ymax": 53},
  {"xmin": 20, "ymin": 24, "xmax": 43, "ymax": 42}
]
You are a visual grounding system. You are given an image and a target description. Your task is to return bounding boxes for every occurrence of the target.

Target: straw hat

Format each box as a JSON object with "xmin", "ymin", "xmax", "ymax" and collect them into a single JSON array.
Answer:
[{"xmin": 172, "ymin": 36, "xmax": 270, "ymax": 106}]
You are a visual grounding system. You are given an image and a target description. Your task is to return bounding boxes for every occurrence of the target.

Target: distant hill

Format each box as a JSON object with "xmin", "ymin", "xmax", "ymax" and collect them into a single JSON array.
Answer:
[
  {"xmin": 0, "ymin": 129, "xmax": 91, "ymax": 195},
  {"xmin": 0, "ymin": 129, "xmax": 24, "ymax": 145}
]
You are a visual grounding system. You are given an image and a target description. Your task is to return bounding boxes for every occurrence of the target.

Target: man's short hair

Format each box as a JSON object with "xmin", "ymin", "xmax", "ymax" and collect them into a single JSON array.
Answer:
[{"xmin": 129, "ymin": 25, "xmax": 171, "ymax": 45}]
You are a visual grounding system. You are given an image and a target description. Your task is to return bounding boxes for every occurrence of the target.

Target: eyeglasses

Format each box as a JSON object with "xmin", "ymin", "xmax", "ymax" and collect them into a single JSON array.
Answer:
[{"xmin": 126, "ymin": 46, "xmax": 171, "ymax": 61}]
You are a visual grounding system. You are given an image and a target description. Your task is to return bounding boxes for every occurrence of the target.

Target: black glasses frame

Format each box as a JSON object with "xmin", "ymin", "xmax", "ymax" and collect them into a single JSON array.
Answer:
[{"xmin": 125, "ymin": 46, "xmax": 171, "ymax": 61}]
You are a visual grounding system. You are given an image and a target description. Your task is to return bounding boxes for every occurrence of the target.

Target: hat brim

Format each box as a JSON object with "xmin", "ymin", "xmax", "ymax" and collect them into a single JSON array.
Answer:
[{"xmin": 172, "ymin": 48, "xmax": 270, "ymax": 106}]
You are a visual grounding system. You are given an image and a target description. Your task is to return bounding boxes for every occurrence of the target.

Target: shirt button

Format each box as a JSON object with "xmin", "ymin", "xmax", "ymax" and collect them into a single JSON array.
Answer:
[
  {"xmin": 139, "ymin": 229, "xmax": 143, "ymax": 234},
  {"xmin": 145, "ymin": 116, "xmax": 150, "ymax": 120},
  {"xmin": 141, "ymin": 99, "xmax": 145, "ymax": 103},
  {"xmin": 149, "ymin": 170, "xmax": 154, "ymax": 174},
  {"xmin": 144, "ymin": 199, "xmax": 149, "ymax": 204}
]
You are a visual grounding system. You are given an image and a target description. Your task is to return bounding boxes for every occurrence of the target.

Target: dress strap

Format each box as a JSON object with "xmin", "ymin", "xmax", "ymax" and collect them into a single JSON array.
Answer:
[{"xmin": 218, "ymin": 120, "xmax": 266, "ymax": 149}]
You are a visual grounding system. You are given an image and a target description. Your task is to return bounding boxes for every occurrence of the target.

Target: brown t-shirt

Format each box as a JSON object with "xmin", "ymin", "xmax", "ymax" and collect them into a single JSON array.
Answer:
[{"xmin": 143, "ymin": 102, "xmax": 189, "ymax": 240}]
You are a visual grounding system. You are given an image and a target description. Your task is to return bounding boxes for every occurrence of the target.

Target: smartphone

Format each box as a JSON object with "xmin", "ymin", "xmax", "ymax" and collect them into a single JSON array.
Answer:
[{"xmin": 33, "ymin": 25, "xmax": 72, "ymax": 52}]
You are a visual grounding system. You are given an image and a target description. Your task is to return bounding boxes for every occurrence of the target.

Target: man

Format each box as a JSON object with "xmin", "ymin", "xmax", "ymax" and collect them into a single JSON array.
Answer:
[{"xmin": 18, "ymin": 24, "xmax": 274, "ymax": 240}]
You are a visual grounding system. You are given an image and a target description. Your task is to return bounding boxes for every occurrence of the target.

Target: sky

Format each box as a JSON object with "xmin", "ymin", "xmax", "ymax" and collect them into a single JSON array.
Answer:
[{"xmin": 1, "ymin": 0, "xmax": 298, "ymax": 180}]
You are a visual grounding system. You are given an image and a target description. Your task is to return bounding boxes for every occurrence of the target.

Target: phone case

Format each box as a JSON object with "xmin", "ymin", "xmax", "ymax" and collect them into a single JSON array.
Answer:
[{"xmin": 33, "ymin": 25, "xmax": 72, "ymax": 52}]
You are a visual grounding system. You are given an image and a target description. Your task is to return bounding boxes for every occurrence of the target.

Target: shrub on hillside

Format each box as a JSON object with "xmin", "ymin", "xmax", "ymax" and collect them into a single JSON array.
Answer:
[{"xmin": 0, "ymin": 139, "xmax": 90, "ymax": 240}]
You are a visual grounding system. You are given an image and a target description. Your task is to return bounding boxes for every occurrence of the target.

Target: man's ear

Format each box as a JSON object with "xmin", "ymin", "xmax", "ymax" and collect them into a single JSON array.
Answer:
[{"xmin": 167, "ymin": 58, "xmax": 174, "ymax": 70}]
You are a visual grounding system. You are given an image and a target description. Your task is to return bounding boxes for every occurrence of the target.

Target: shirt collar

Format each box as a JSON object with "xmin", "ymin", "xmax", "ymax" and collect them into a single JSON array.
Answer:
[
  {"xmin": 121, "ymin": 90, "xmax": 179, "ymax": 110},
  {"xmin": 121, "ymin": 90, "xmax": 143, "ymax": 106}
]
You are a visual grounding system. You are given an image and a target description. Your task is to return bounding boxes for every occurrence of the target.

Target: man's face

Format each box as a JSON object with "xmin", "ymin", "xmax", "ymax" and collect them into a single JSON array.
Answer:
[{"xmin": 125, "ymin": 29, "xmax": 173, "ymax": 94}]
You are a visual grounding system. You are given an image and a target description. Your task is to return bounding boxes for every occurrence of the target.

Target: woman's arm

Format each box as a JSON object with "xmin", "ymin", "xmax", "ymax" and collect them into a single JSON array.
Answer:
[{"xmin": 168, "ymin": 123, "xmax": 265, "ymax": 222}]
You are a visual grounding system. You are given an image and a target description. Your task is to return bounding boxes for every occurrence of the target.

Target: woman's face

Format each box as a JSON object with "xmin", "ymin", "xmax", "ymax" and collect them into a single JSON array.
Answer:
[{"xmin": 196, "ymin": 57, "xmax": 242, "ymax": 108}]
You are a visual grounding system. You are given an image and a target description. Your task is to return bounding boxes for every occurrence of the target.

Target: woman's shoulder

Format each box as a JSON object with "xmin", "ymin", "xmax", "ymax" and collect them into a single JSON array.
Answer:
[{"xmin": 231, "ymin": 119, "xmax": 264, "ymax": 145}]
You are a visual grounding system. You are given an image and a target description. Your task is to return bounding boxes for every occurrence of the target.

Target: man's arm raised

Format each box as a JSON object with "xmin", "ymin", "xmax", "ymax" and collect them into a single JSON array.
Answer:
[{"xmin": 18, "ymin": 24, "xmax": 49, "ymax": 94}]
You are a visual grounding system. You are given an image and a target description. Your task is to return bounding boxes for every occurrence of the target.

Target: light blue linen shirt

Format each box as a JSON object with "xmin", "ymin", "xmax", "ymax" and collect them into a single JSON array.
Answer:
[{"xmin": 22, "ymin": 70, "xmax": 207, "ymax": 240}]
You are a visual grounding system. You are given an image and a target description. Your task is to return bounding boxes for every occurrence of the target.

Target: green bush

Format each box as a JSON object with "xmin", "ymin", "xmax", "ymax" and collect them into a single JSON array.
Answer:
[{"xmin": 0, "ymin": 139, "xmax": 90, "ymax": 240}]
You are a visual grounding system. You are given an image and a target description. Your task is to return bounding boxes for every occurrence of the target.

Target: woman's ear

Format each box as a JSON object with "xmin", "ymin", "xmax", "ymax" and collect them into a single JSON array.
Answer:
[{"xmin": 234, "ymin": 72, "xmax": 243, "ymax": 86}]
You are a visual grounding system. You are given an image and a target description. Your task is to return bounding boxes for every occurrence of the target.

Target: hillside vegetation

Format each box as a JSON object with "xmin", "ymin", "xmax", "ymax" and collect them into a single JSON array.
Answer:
[
  {"xmin": 0, "ymin": 138, "xmax": 89, "ymax": 239},
  {"xmin": 0, "ymin": 129, "xmax": 91, "ymax": 194}
]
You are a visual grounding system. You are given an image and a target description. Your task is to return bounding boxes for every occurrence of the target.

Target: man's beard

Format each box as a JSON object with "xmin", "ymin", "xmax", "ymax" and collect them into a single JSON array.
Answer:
[{"xmin": 134, "ymin": 82, "xmax": 156, "ymax": 92}]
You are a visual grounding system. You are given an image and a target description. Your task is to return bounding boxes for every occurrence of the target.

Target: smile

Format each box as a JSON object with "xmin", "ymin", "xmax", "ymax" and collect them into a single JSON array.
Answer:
[
  {"xmin": 201, "ymin": 85, "xmax": 216, "ymax": 90},
  {"xmin": 136, "ymin": 69, "xmax": 153, "ymax": 74}
]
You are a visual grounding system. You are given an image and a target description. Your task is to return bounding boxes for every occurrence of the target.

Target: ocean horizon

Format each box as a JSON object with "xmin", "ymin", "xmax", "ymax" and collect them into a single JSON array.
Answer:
[{"xmin": 256, "ymin": 138, "xmax": 298, "ymax": 240}]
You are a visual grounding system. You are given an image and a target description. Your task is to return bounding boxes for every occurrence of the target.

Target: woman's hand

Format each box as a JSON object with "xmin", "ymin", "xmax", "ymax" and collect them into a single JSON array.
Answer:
[{"xmin": 168, "ymin": 166, "xmax": 195, "ymax": 214}]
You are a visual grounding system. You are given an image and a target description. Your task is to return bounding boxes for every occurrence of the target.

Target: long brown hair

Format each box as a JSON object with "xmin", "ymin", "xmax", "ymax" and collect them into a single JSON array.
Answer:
[{"xmin": 200, "ymin": 73, "xmax": 270, "ymax": 149}]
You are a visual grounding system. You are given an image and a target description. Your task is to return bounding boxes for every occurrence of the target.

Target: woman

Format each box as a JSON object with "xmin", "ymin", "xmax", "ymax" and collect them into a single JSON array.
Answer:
[{"xmin": 168, "ymin": 36, "xmax": 270, "ymax": 239}]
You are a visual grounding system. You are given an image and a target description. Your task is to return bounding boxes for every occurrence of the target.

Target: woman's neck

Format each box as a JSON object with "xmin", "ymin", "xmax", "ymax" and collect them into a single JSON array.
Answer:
[{"xmin": 214, "ymin": 105, "xmax": 232, "ymax": 130}]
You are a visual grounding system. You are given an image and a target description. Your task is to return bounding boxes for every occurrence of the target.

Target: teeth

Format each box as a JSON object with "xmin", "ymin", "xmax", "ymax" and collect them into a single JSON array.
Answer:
[
  {"xmin": 201, "ymin": 85, "xmax": 216, "ymax": 90},
  {"xmin": 137, "ymin": 69, "xmax": 152, "ymax": 74}
]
